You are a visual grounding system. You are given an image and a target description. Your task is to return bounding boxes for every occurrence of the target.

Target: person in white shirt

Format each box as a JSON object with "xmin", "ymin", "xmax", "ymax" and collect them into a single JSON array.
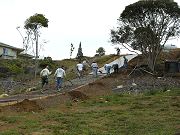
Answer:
[
  {"xmin": 40, "ymin": 66, "xmax": 52, "ymax": 90},
  {"xmin": 76, "ymin": 62, "xmax": 84, "ymax": 78},
  {"xmin": 54, "ymin": 66, "xmax": 66, "ymax": 91},
  {"xmin": 91, "ymin": 61, "xmax": 99, "ymax": 77}
]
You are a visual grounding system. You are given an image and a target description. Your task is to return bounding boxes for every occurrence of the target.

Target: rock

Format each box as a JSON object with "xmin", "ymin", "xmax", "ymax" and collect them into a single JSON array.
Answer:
[
  {"xmin": 0, "ymin": 94, "xmax": 9, "ymax": 98},
  {"xmin": 132, "ymin": 83, "xmax": 137, "ymax": 86},
  {"xmin": 26, "ymin": 87, "xmax": 36, "ymax": 92},
  {"xmin": 117, "ymin": 85, "xmax": 123, "ymax": 88}
]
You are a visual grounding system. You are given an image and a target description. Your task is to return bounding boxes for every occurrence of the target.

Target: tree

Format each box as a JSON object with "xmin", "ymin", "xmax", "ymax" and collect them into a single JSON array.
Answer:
[
  {"xmin": 24, "ymin": 13, "xmax": 49, "ymax": 78},
  {"xmin": 70, "ymin": 43, "xmax": 75, "ymax": 59},
  {"xmin": 76, "ymin": 42, "xmax": 83, "ymax": 61},
  {"xmin": 96, "ymin": 47, "xmax": 105, "ymax": 56},
  {"xmin": 110, "ymin": 0, "xmax": 180, "ymax": 72}
]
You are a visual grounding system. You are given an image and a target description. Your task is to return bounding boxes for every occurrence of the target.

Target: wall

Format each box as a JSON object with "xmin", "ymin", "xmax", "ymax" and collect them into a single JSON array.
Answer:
[{"xmin": 0, "ymin": 47, "xmax": 17, "ymax": 59}]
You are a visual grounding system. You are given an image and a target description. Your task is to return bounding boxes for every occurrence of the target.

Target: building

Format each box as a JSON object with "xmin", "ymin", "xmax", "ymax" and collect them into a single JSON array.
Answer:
[
  {"xmin": 18, "ymin": 52, "xmax": 34, "ymax": 59},
  {"xmin": 0, "ymin": 42, "xmax": 24, "ymax": 59},
  {"xmin": 163, "ymin": 44, "xmax": 178, "ymax": 52}
]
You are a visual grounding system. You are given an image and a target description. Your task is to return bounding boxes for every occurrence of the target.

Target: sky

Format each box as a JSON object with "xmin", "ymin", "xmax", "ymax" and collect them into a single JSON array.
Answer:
[{"xmin": 0, "ymin": 0, "xmax": 180, "ymax": 60}]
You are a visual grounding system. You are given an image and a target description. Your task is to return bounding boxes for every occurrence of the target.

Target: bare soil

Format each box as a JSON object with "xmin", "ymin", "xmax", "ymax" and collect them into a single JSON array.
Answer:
[{"xmin": 1, "ymin": 99, "xmax": 43, "ymax": 112}]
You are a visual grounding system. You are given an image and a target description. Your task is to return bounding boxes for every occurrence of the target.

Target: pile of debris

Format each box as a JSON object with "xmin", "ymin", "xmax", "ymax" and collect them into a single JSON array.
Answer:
[{"xmin": 113, "ymin": 76, "xmax": 180, "ymax": 93}]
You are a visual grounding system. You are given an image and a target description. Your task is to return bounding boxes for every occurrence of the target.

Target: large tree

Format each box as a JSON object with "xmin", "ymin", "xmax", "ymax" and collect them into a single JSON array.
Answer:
[
  {"xmin": 24, "ymin": 13, "xmax": 49, "ymax": 57},
  {"xmin": 24, "ymin": 13, "xmax": 49, "ymax": 78},
  {"xmin": 111, "ymin": 0, "xmax": 180, "ymax": 72}
]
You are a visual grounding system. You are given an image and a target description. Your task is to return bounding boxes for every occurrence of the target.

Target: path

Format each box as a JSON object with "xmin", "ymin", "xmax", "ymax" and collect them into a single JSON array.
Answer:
[{"xmin": 0, "ymin": 74, "xmax": 105, "ymax": 105}]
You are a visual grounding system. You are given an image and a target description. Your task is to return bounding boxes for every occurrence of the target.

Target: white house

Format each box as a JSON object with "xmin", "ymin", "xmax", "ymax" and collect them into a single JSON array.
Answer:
[{"xmin": 0, "ymin": 42, "xmax": 24, "ymax": 59}]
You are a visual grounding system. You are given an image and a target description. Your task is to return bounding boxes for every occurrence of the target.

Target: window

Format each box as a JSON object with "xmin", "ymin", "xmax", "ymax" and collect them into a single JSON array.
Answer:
[{"xmin": 3, "ymin": 48, "xmax": 8, "ymax": 55}]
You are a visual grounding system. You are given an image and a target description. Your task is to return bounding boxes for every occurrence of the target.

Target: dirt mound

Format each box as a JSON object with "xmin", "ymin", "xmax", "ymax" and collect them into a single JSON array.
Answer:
[
  {"xmin": 88, "ymin": 81, "xmax": 105, "ymax": 87},
  {"xmin": 6, "ymin": 99, "xmax": 43, "ymax": 112},
  {"xmin": 68, "ymin": 90, "xmax": 89, "ymax": 101},
  {"xmin": 72, "ymin": 79, "xmax": 112, "ymax": 98}
]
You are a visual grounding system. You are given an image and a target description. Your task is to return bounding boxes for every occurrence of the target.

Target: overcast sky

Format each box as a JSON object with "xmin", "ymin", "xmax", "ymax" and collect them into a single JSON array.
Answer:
[{"xmin": 0, "ymin": 0, "xmax": 179, "ymax": 60}]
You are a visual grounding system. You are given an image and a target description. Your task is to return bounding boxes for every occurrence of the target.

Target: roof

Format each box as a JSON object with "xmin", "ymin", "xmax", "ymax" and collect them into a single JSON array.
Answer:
[
  {"xmin": 0, "ymin": 42, "xmax": 24, "ymax": 53},
  {"xmin": 18, "ymin": 53, "xmax": 34, "ymax": 58}
]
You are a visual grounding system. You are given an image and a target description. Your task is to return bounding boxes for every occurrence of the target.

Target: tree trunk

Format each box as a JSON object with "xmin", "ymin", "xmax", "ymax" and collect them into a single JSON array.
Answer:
[
  {"xmin": 147, "ymin": 51, "xmax": 158, "ymax": 73},
  {"xmin": 148, "ymin": 58, "xmax": 155, "ymax": 72}
]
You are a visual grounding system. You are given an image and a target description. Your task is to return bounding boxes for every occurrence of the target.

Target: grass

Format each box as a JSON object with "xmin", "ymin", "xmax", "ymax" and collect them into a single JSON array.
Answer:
[{"xmin": 0, "ymin": 88, "xmax": 179, "ymax": 135}]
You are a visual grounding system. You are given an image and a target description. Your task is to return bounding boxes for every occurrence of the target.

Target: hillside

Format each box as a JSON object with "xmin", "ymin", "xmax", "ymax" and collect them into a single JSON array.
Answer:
[
  {"xmin": 0, "ymin": 48, "xmax": 179, "ymax": 96},
  {"xmin": 0, "ymin": 68, "xmax": 179, "ymax": 134},
  {"xmin": 0, "ymin": 54, "xmax": 119, "ymax": 95},
  {"xmin": 0, "ymin": 51, "xmax": 179, "ymax": 134}
]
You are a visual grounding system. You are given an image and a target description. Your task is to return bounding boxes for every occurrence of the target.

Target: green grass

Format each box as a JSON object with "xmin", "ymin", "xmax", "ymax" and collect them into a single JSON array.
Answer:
[{"xmin": 0, "ymin": 88, "xmax": 179, "ymax": 135}]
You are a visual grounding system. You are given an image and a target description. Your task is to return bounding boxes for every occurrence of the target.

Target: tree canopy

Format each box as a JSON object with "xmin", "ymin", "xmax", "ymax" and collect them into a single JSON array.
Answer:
[
  {"xmin": 96, "ymin": 47, "xmax": 105, "ymax": 56},
  {"xmin": 111, "ymin": 0, "xmax": 180, "ymax": 72},
  {"xmin": 24, "ymin": 13, "xmax": 48, "ymax": 30},
  {"xmin": 23, "ymin": 13, "xmax": 49, "ymax": 56}
]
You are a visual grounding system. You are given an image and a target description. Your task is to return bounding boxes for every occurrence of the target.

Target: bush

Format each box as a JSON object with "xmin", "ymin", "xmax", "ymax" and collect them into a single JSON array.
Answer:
[
  {"xmin": 39, "ymin": 59, "xmax": 54, "ymax": 69},
  {"xmin": 0, "ymin": 59, "xmax": 24, "ymax": 76}
]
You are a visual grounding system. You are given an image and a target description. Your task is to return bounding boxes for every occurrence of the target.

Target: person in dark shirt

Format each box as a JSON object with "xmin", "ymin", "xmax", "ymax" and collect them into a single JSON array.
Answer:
[
  {"xmin": 112, "ymin": 63, "xmax": 119, "ymax": 73},
  {"xmin": 123, "ymin": 56, "xmax": 128, "ymax": 69}
]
